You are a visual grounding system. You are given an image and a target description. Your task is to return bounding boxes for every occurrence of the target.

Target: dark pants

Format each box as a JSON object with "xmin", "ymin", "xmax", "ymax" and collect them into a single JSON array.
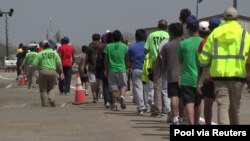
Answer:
[
  {"xmin": 102, "ymin": 76, "xmax": 112, "ymax": 104},
  {"xmin": 59, "ymin": 66, "xmax": 73, "ymax": 93}
]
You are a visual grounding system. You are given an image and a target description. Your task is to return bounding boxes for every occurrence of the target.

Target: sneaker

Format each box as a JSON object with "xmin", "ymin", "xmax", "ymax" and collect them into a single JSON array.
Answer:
[
  {"xmin": 161, "ymin": 112, "xmax": 167, "ymax": 116},
  {"xmin": 93, "ymin": 99, "xmax": 98, "ymax": 103},
  {"xmin": 111, "ymin": 103, "xmax": 118, "ymax": 111},
  {"xmin": 151, "ymin": 112, "xmax": 161, "ymax": 118},
  {"xmin": 172, "ymin": 116, "xmax": 179, "ymax": 125},
  {"xmin": 49, "ymin": 101, "xmax": 56, "ymax": 107},
  {"xmin": 105, "ymin": 102, "xmax": 110, "ymax": 108},
  {"xmin": 137, "ymin": 110, "xmax": 144, "ymax": 116},
  {"xmin": 143, "ymin": 109, "xmax": 148, "ymax": 113},
  {"xmin": 179, "ymin": 117, "xmax": 188, "ymax": 125},
  {"xmin": 65, "ymin": 92, "xmax": 69, "ymax": 95},
  {"xmin": 118, "ymin": 97, "xmax": 126, "ymax": 109}
]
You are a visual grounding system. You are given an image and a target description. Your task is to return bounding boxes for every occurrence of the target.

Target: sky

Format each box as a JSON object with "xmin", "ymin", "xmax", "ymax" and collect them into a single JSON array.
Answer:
[{"xmin": 0, "ymin": 0, "xmax": 249, "ymax": 47}]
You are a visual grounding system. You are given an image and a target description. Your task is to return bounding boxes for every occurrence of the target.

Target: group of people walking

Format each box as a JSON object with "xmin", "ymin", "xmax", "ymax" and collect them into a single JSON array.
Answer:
[{"xmin": 16, "ymin": 6, "xmax": 250, "ymax": 125}]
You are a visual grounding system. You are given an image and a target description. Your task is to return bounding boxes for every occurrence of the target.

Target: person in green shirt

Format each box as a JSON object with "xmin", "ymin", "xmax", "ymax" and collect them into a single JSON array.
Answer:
[
  {"xmin": 20, "ymin": 45, "xmax": 38, "ymax": 89},
  {"xmin": 103, "ymin": 30, "xmax": 128, "ymax": 110},
  {"xmin": 32, "ymin": 40, "xmax": 63, "ymax": 107},
  {"xmin": 177, "ymin": 15, "xmax": 203, "ymax": 125},
  {"xmin": 145, "ymin": 19, "xmax": 170, "ymax": 117}
]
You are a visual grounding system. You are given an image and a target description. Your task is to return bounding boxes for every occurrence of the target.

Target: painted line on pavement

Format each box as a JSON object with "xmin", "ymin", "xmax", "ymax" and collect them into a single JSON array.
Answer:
[{"xmin": 6, "ymin": 84, "xmax": 13, "ymax": 89}]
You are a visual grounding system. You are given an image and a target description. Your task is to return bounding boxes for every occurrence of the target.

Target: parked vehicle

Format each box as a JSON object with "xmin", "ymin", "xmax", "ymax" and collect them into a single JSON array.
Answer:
[{"xmin": 4, "ymin": 55, "xmax": 17, "ymax": 72}]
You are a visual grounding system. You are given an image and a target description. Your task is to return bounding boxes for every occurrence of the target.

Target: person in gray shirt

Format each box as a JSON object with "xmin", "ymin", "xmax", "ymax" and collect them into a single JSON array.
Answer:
[{"xmin": 161, "ymin": 23, "xmax": 183, "ymax": 124}]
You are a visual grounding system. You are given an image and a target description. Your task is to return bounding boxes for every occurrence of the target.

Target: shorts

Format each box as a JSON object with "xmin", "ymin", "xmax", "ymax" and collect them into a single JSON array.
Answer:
[
  {"xmin": 180, "ymin": 86, "xmax": 202, "ymax": 107},
  {"xmin": 88, "ymin": 72, "xmax": 97, "ymax": 86},
  {"xmin": 80, "ymin": 76, "xmax": 89, "ymax": 83},
  {"xmin": 201, "ymin": 80, "xmax": 215, "ymax": 99},
  {"xmin": 167, "ymin": 82, "xmax": 181, "ymax": 98},
  {"xmin": 108, "ymin": 72, "xmax": 127, "ymax": 91}
]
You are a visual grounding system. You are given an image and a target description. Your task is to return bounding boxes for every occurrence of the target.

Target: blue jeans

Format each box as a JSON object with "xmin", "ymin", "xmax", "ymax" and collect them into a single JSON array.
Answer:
[{"xmin": 59, "ymin": 66, "xmax": 73, "ymax": 93}]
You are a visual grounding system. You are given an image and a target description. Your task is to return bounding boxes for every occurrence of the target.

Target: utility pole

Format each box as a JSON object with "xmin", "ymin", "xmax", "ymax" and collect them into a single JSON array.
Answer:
[
  {"xmin": 0, "ymin": 8, "xmax": 14, "ymax": 59},
  {"xmin": 233, "ymin": 0, "xmax": 237, "ymax": 9}
]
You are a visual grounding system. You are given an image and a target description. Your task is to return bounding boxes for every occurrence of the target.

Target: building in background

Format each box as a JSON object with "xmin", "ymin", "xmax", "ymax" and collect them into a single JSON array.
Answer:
[
  {"xmin": 199, "ymin": 14, "xmax": 250, "ymax": 33},
  {"xmin": 144, "ymin": 15, "xmax": 250, "ymax": 35}
]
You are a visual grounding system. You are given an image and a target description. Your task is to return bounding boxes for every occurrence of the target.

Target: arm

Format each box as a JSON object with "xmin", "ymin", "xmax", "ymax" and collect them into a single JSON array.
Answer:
[{"xmin": 104, "ymin": 54, "xmax": 108, "ymax": 77}]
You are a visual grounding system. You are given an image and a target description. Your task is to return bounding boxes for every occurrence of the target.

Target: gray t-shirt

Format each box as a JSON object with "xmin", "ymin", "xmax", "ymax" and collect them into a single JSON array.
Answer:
[{"xmin": 160, "ymin": 37, "xmax": 182, "ymax": 82}]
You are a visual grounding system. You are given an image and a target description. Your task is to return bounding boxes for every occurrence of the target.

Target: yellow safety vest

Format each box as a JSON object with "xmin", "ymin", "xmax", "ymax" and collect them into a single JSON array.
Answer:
[
  {"xmin": 142, "ymin": 53, "xmax": 152, "ymax": 82},
  {"xmin": 199, "ymin": 21, "xmax": 250, "ymax": 78}
]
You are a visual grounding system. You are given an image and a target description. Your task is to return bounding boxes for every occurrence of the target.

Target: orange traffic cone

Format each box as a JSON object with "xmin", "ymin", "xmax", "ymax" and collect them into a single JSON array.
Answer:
[
  {"xmin": 72, "ymin": 73, "xmax": 88, "ymax": 105},
  {"xmin": 18, "ymin": 74, "xmax": 26, "ymax": 85}
]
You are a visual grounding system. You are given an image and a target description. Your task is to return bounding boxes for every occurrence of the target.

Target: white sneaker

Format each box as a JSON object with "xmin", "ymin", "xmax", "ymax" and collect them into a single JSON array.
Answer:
[
  {"xmin": 172, "ymin": 116, "xmax": 179, "ymax": 125},
  {"xmin": 105, "ymin": 102, "xmax": 110, "ymax": 108}
]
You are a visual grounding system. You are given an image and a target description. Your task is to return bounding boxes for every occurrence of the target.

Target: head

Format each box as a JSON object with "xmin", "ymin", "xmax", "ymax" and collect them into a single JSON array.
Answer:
[
  {"xmin": 101, "ymin": 32, "xmax": 113, "ymax": 44},
  {"xmin": 179, "ymin": 8, "xmax": 191, "ymax": 24},
  {"xmin": 18, "ymin": 43, "xmax": 24, "ymax": 49},
  {"xmin": 223, "ymin": 7, "xmax": 237, "ymax": 21},
  {"xmin": 92, "ymin": 33, "xmax": 101, "ymax": 41},
  {"xmin": 168, "ymin": 22, "xmax": 183, "ymax": 38},
  {"xmin": 61, "ymin": 36, "xmax": 70, "ymax": 45},
  {"xmin": 186, "ymin": 15, "xmax": 199, "ymax": 35},
  {"xmin": 209, "ymin": 17, "xmax": 221, "ymax": 31},
  {"xmin": 81, "ymin": 45, "xmax": 89, "ymax": 53},
  {"xmin": 157, "ymin": 19, "xmax": 168, "ymax": 30},
  {"xmin": 199, "ymin": 21, "xmax": 210, "ymax": 38},
  {"xmin": 43, "ymin": 40, "xmax": 51, "ymax": 49},
  {"xmin": 135, "ymin": 29, "xmax": 146, "ymax": 42},
  {"xmin": 112, "ymin": 30, "xmax": 122, "ymax": 42}
]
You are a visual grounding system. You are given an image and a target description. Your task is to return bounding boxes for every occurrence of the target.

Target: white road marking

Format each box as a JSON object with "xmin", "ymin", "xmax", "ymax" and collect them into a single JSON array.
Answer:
[{"xmin": 6, "ymin": 84, "xmax": 13, "ymax": 88}]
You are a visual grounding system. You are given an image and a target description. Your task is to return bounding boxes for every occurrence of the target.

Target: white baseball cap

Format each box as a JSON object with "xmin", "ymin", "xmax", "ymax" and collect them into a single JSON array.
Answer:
[{"xmin": 199, "ymin": 21, "xmax": 210, "ymax": 32}]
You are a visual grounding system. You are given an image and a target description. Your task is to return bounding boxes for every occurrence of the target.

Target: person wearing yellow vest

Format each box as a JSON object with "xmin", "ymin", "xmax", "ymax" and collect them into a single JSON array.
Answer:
[
  {"xmin": 199, "ymin": 7, "xmax": 250, "ymax": 125},
  {"xmin": 32, "ymin": 40, "xmax": 63, "ymax": 107}
]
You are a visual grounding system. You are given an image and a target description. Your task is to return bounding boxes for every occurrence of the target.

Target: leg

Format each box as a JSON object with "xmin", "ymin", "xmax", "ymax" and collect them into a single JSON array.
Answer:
[
  {"xmin": 214, "ymin": 81, "xmax": 230, "ymax": 125},
  {"xmin": 103, "ymin": 76, "xmax": 111, "ymax": 107},
  {"xmin": 228, "ymin": 81, "xmax": 244, "ymax": 125},
  {"xmin": 64, "ymin": 67, "xmax": 73, "ymax": 94},
  {"xmin": 152, "ymin": 64, "xmax": 162, "ymax": 116},
  {"xmin": 204, "ymin": 97, "xmax": 214, "ymax": 124},
  {"xmin": 47, "ymin": 70, "xmax": 57, "ymax": 107},
  {"xmin": 39, "ymin": 71, "xmax": 48, "ymax": 107},
  {"xmin": 132, "ymin": 69, "xmax": 146, "ymax": 113}
]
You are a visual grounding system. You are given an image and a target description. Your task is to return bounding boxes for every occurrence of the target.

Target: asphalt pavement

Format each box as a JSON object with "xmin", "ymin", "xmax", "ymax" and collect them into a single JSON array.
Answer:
[
  {"xmin": 0, "ymin": 72, "xmax": 250, "ymax": 141},
  {"xmin": 0, "ymin": 72, "xmax": 168, "ymax": 141}
]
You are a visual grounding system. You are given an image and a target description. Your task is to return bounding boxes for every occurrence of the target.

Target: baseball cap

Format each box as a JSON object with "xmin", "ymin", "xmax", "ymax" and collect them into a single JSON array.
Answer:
[
  {"xmin": 186, "ymin": 15, "xmax": 197, "ymax": 24},
  {"xmin": 199, "ymin": 21, "xmax": 210, "ymax": 32},
  {"xmin": 223, "ymin": 7, "xmax": 237, "ymax": 19},
  {"xmin": 61, "ymin": 36, "xmax": 70, "ymax": 43},
  {"xmin": 43, "ymin": 40, "xmax": 50, "ymax": 45},
  {"xmin": 209, "ymin": 17, "xmax": 221, "ymax": 25}
]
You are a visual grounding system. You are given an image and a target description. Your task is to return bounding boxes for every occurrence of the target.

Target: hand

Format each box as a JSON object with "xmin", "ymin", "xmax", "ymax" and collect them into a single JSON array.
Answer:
[
  {"xmin": 104, "ymin": 70, "xmax": 109, "ymax": 77},
  {"xmin": 60, "ymin": 73, "xmax": 64, "ymax": 80},
  {"xmin": 197, "ymin": 87, "xmax": 202, "ymax": 95}
]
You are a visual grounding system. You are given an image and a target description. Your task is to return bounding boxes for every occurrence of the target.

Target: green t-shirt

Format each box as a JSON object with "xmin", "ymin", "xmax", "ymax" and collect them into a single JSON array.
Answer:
[
  {"xmin": 103, "ymin": 42, "xmax": 128, "ymax": 73},
  {"xmin": 24, "ymin": 51, "xmax": 38, "ymax": 65},
  {"xmin": 145, "ymin": 30, "xmax": 169, "ymax": 63},
  {"xmin": 177, "ymin": 36, "xmax": 203, "ymax": 87},
  {"xmin": 32, "ymin": 48, "xmax": 61, "ymax": 70}
]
